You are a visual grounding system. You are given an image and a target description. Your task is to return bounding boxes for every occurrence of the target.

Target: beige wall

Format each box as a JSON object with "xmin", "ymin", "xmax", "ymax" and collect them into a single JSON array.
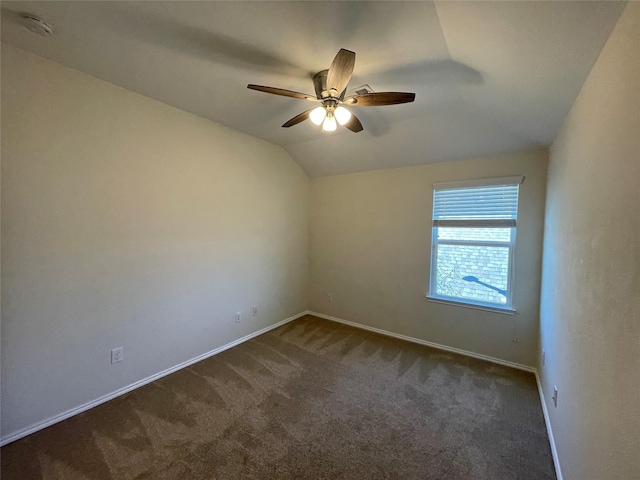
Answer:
[
  {"xmin": 309, "ymin": 149, "xmax": 547, "ymax": 367},
  {"xmin": 539, "ymin": 3, "xmax": 640, "ymax": 479},
  {"xmin": 1, "ymin": 44, "xmax": 309, "ymax": 439}
]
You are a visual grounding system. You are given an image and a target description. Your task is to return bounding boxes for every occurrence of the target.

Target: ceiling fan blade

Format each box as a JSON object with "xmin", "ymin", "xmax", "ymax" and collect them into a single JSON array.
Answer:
[
  {"xmin": 282, "ymin": 109, "xmax": 315, "ymax": 128},
  {"xmin": 247, "ymin": 84, "xmax": 318, "ymax": 101},
  {"xmin": 344, "ymin": 92, "xmax": 416, "ymax": 106},
  {"xmin": 326, "ymin": 49, "xmax": 356, "ymax": 96},
  {"xmin": 343, "ymin": 113, "xmax": 364, "ymax": 133}
]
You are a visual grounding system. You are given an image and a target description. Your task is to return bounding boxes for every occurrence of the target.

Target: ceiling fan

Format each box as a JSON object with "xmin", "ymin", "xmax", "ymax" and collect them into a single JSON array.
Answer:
[{"xmin": 247, "ymin": 49, "xmax": 415, "ymax": 133}]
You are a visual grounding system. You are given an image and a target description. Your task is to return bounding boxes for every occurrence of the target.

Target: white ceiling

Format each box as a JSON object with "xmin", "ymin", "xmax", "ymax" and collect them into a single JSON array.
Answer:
[{"xmin": 1, "ymin": 1, "xmax": 625, "ymax": 177}]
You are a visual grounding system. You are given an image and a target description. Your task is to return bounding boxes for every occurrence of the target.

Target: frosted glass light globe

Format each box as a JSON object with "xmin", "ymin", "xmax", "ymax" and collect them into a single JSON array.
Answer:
[
  {"xmin": 322, "ymin": 114, "xmax": 337, "ymax": 132},
  {"xmin": 334, "ymin": 106, "xmax": 352, "ymax": 125},
  {"xmin": 309, "ymin": 107, "xmax": 327, "ymax": 126}
]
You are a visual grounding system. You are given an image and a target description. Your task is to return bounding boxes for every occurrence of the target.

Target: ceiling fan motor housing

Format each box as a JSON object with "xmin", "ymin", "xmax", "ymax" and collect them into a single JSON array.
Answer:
[{"xmin": 313, "ymin": 69, "xmax": 346, "ymax": 101}]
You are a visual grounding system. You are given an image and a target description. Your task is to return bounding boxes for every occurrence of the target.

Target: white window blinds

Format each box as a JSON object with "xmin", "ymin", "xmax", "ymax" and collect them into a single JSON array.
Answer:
[{"xmin": 432, "ymin": 177, "xmax": 523, "ymax": 228}]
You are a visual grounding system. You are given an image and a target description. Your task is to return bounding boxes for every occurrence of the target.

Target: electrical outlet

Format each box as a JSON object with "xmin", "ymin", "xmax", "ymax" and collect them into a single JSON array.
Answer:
[
  {"xmin": 552, "ymin": 385, "xmax": 558, "ymax": 407},
  {"xmin": 111, "ymin": 347, "xmax": 124, "ymax": 364},
  {"xmin": 327, "ymin": 293, "xmax": 333, "ymax": 303},
  {"xmin": 542, "ymin": 350, "xmax": 546, "ymax": 366},
  {"xmin": 235, "ymin": 311, "xmax": 242, "ymax": 323},
  {"xmin": 253, "ymin": 306, "xmax": 258, "ymax": 317}
]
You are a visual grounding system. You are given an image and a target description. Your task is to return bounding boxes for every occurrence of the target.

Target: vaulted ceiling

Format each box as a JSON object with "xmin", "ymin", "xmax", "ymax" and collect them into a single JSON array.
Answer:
[{"xmin": 1, "ymin": 1, "xmax": 626, "ymax": 177}]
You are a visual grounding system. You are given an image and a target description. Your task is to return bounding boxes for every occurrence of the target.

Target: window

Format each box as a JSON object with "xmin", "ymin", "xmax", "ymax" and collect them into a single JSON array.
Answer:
[{"xmin": 428, "ymin": 176, "xmax": 524, "ymax": 312}]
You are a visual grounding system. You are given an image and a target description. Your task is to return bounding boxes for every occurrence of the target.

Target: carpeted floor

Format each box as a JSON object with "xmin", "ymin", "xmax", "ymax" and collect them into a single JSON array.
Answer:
[{"xmin": 1, "ymin": 315, "xmax": 556, "ymax": 479}]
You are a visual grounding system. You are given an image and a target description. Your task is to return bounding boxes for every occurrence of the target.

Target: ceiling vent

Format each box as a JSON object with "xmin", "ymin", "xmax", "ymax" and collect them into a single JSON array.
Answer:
[
  {"xmin": 21, "ymin": 15, "xmax": 53, "ymax": 37},
  {"xmin": 353, "ymin": 84, "xmax": 374, "ymax": 95}
]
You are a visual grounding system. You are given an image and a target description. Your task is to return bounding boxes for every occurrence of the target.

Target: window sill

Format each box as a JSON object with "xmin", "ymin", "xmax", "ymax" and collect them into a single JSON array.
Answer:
[{"xmin": 426, "ymin": 296, "xmax": 516, "ymax": 315}]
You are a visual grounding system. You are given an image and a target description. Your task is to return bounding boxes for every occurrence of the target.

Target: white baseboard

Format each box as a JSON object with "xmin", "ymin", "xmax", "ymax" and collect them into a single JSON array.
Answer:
[
  {"xmin": 535, "ymin": 371, "xmax": 564, "ymax": 480},
  {"xmin": 0, "ymin": 311, "xmax": 307, "ymax": 446},
  {"xmin": 308, "ymin": 311, "xmax": 535, "ymax": 373},
  {"xmin": 2, "ymin": 309, "xmax": 564, "ymax": 480}
]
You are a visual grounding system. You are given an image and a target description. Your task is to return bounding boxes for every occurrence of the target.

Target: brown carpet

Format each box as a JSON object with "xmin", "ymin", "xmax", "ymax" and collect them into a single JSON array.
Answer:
[{"xmin": 1, "ymin": 315, "xmax": 556, "ymax": 479}]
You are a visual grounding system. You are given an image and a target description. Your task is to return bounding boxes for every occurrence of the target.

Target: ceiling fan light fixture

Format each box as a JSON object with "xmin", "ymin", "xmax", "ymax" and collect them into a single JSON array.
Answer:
[
  {"xmin": 322, "ymin": 114, "xmax": 337, "ymax": 132},
  {"xmin": 309, "ymin": 106, "xmax": 327, "ymax": 126},
  {"xmin": 334, "ymin": 106, "xmax": 352, "ymax": 126},
  {"xmin": 248, "ymin": 48, "xmax": 415, "ymax": 135}
]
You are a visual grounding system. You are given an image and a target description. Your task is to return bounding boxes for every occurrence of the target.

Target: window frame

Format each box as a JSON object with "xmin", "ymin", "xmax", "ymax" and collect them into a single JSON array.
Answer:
[{"xmin": 427, "ymin": 176, "xmax": 524, "ymax": 313}]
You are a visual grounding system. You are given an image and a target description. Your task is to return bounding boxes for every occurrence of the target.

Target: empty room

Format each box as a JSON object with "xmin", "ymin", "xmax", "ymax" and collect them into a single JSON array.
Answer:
[{"xmin": 1, "ymin": 2, "xmax": 638, "ymax": 479}]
